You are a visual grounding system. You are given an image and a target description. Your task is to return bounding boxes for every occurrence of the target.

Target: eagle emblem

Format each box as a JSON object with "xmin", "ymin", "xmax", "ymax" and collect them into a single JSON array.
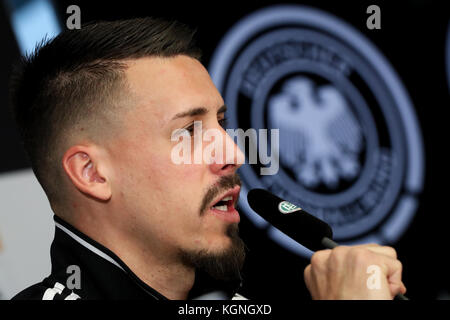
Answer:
[{"xmin": 268, "ymin": 77, "xmax": 364, "ymax": 189}]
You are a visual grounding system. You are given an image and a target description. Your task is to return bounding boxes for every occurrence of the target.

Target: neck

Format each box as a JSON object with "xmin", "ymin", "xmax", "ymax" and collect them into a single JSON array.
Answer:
[
  {"xmin": 118, "ymin": 245, "xmax": 196, "ymax": 300},
  {"xmin": 111, "ymin": 235, "xmax": 196, "ymax": 300},
  {"xmin": 63, "ymin": 211, "xmax": 196, "ymax": 300}
]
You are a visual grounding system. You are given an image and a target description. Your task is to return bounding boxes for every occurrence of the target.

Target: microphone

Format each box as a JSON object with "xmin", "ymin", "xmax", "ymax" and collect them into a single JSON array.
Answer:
[
  {"xmin": 247, "ymin": 188, "xmax": 335, "ymax": 252},
  {"xmin": 246, "ymin": 188, "xmax": 408, "ymax": 300}
]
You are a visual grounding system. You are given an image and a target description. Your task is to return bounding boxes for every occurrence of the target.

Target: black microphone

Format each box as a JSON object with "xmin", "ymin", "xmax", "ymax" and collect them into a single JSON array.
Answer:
[
  {"xmin": 247, "ymin": 188, "xmax": 335, "ymax": 252},
  {"xmin": 246, "ymin": 188, "xmax": 408, "ymax": 300}
]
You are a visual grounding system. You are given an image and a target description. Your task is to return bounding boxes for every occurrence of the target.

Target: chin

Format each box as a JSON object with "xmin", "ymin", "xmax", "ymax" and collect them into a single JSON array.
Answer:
[
  {"xmin": 213, "ymin": 224, "xmax": 241, "ymax": 250},
  {"xmin": 179, "ymin": 224, "xmax": 246, "ymax": 281},
  {"xmin": 203, "ymin": 235, "xmax": 232, "ymax": 254}
]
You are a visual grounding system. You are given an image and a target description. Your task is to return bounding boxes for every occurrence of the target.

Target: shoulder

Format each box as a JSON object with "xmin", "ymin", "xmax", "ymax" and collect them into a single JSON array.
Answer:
[{"xmin": 12, "ymin": 278, "xmax": 81, "ymax": 300}]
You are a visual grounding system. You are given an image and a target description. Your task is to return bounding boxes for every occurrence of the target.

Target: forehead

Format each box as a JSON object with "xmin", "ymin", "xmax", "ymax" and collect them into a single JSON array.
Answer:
[{"xmin": 123, "ymin": 56, "xmax": 223, "ymax": 125}]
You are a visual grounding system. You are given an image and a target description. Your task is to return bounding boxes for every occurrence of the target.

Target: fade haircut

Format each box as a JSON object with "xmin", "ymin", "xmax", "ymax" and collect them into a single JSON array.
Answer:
[{"xmin": 10, "ymin": 17, "xmax": 202, "ymax": 205}]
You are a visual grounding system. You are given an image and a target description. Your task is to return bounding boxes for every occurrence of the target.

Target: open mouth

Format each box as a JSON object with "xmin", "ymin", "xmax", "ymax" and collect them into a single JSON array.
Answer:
[
  {"xmin": 208, "ymin": 186, "xmax": 240, "ymax": 222},
  {"xmin": 211, "ymin": 195, "xmax": 233, "ymax": 211}
]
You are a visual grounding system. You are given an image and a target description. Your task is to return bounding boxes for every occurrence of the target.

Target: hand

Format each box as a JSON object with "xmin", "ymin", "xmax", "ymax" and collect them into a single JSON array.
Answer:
[{"xmin": 303, "ymin": 244, "xmax": 407, "ymax": 300}]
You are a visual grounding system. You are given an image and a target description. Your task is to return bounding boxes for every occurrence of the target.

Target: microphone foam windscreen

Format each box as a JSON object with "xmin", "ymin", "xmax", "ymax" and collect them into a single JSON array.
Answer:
[{"xmin": 247, "ymin": 189, "xmax": 333, "ymax": 251}]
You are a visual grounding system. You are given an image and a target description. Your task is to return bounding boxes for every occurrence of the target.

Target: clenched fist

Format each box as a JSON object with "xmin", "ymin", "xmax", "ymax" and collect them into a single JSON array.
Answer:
[{"xmin": 304, "ymin": 244, "xmax": 407, "ymax": 300}]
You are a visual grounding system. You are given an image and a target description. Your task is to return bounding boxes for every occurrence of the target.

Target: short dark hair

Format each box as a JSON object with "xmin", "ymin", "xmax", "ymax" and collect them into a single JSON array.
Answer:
[{"xmin": 10, "ymin": 17, "xmax": 202, "ymax": 205}]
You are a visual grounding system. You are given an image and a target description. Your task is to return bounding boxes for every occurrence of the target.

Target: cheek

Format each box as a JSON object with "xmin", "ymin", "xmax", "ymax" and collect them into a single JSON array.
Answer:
[
  {"xmin": 114, "ymin": 140, "xmax": 210, "ymax": 227},
  {"xmin": 150, "ymin": 152, "xmax": 203, "ymax": 184},
  {"xmin": 136, "ymin": 152, "xmax": 206, "ymax": 217}
]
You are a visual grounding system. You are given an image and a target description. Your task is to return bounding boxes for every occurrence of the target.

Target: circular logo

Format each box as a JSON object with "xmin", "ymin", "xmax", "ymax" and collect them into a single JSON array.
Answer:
[
  {"xmin": 278, "ymin": 201, "xmax": 302, "ymax": 214},
  {"xmin": 209, "ymin": 5, "xmax": 424, "ymax": 256}
]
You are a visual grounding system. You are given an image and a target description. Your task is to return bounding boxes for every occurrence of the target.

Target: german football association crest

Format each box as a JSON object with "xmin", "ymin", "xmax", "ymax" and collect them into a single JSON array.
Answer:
[
  {"xmin": 278, "ymin": 201, "xmax": 302, "ymax": 214},
  {"xmin": 209, "ymin": 5, "xmax": 424, "ymax": 256}
]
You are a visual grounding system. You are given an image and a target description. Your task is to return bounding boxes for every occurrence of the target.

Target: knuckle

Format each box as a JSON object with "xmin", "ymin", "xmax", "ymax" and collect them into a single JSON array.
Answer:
[
  {"xmin": 394, "ymin": 259, "xmax": 403, "ymax": 271},
  {"xmin": 384, "ymin": 246, "xmax": 398, "ymax": 259},
  {"xmin": 304, "ymin": 264, "xmax": 311, "ymax": 278},
  {"xmin": 310, "ymin": 252, "xmax": 323, "ymax": 267},
  {"xmin": 366, "ymin": 242, "xmax": 380, "ymax": 247},
  {"xmin": 350, "ymin": 247, "xmax": 371, "ymax": 265},
  {"xmin": 310, "ymin": 249, "xmax": 330, "ymax": 268},
  {"xmin": 328, "ymin": 246, "xmax": 349, "ymax": 265},
  {"xmin": 330, "ymin": 245, "xmax": 348, "ymax": 257}
]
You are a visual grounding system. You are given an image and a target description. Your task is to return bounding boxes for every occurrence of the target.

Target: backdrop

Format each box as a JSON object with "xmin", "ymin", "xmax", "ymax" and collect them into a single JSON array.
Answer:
[{"xmin": 0, "ymin": 0, "xmax": 449, "ymax": 300}]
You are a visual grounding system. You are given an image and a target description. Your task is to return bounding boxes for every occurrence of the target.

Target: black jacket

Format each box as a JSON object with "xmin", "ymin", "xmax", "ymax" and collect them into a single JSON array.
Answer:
[{"xmin": 12, "ymin": 215, "xmax": 242, "ymax": 300}]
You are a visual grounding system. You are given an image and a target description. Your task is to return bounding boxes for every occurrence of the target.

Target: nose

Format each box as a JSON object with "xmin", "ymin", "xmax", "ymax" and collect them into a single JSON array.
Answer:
[{"xmin": 208, "ymin": 127, "xmax": 245, "ymax": 176}]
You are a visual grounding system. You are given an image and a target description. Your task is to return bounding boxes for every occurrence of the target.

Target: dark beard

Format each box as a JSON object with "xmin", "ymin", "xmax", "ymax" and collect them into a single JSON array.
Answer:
[{"xmin": 179, "ymin": 224, "xmax": 246, "ymax": 282}]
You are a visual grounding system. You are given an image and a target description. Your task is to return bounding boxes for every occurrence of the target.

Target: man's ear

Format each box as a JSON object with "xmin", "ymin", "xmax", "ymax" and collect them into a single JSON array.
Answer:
[{"xmin": 62, "ymin": 145, "xmax": 112, "ymax": 201}]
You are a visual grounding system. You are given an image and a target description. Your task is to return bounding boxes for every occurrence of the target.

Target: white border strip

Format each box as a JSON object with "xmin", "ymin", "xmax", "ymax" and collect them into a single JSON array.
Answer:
[{"xmin": 55, "ymin": 222, "xmax": 125, "ymax": 272}]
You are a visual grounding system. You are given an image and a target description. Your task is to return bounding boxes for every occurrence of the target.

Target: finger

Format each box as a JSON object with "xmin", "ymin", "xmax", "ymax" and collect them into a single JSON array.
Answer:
[
  {"xmin": 366, "ymin": 246, "xmax": 397, "ymax": 260},
  {"xmin": 310, "ymin": 249, "xmax": 332, "ymax": 271},
  {"xmin": 304, "ymin": 264, "xmax": 311, "ymax": 286},
  {"xmin": 378, "ymin": 254, "xmax": 404, "ymax": 298},
  {"xmin": 303, "ymin": 264, "xmax": 314, "ymax": 294},
  {"xmin": 390, "ymin": 282, "xmax": 407, "ymax": 296},
  {"xmin": 355, "ymin": 243, "xmax": 398, "ymax": 260}
]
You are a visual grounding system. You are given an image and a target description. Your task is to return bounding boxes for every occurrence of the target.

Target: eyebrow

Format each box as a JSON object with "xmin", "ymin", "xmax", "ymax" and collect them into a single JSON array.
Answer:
[{"xmin": 171, "ymin": 104, "xmax": 227, "ymax": 121}]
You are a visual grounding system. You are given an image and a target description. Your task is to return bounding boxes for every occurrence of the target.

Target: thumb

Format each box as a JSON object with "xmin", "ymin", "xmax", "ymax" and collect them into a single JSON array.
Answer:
[
  {"xmin": 389, "ymin": 282, "xmax": 407, "ymax": 297},
  {"xmin": 381, "ymin": 256, "xmax": 406, "ymax": 298}
]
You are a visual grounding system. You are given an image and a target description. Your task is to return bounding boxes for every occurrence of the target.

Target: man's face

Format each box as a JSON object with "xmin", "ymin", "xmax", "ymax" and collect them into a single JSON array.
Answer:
[{"xmin": 108, "ymin": 56, "xmax": 245, "ymax": 272}]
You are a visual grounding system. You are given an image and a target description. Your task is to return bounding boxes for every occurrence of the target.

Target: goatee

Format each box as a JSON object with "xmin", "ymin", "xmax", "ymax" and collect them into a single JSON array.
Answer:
[{"xmin": 179, "ymin": 224, "xmax": 246, "ymax": 282}]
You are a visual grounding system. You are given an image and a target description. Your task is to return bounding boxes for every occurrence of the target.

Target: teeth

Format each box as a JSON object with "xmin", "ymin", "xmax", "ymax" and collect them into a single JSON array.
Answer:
[
  {"xmin": 211, "ymin": 195, "xmax": 233, "ymax": 212},
  {"xmin": 212, "ymin": 205, "xmax": 228, "ymax": 211}
]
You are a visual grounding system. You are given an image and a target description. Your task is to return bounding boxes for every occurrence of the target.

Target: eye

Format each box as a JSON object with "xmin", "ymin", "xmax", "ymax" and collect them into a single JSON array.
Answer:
[
  {"xmin": 219, "ymin": 117, "xmax": 228, "ymax": 128},
  {"xmin": 184, "ymin": 122, "xmax": 195, "ymax": 136}
]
